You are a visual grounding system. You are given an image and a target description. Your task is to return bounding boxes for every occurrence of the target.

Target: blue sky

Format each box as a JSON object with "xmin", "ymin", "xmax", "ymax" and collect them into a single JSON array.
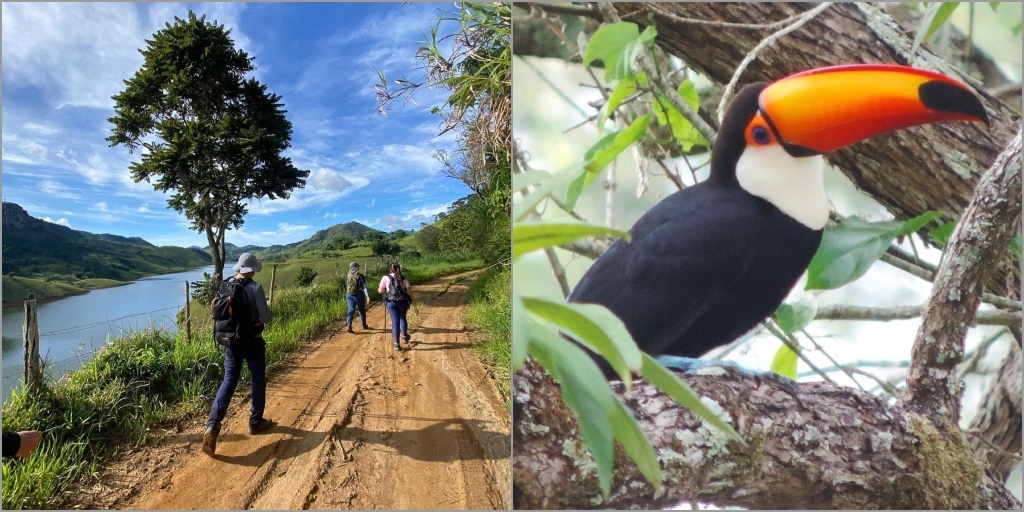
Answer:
[{"xmin": 2, "ymin": 2, "xmax": 471, "ymax": 248}]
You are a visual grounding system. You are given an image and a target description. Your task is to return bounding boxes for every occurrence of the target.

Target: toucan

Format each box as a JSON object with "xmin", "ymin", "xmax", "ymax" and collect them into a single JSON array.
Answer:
[{"xmin": 567, "ymin": 64, "xmax": 989, "ymax": 377}]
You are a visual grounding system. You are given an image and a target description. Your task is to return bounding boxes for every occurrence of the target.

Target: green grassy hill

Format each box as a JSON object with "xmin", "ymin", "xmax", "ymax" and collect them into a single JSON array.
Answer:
[{"xmin": 1, "ymin": 202, "xmax": 212, "ymax": 303}]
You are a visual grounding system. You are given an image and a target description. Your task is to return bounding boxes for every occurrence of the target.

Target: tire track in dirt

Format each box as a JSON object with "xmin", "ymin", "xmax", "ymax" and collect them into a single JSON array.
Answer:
[{"xmin": 81, "ymin": 271, "xmax": 509, "ymax": 510}]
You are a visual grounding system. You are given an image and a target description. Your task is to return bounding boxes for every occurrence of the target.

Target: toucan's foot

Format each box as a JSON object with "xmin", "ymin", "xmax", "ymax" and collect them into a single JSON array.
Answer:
[{"xmin": 655, "ymin": 356, "xmax": 800, "ymax": 396}]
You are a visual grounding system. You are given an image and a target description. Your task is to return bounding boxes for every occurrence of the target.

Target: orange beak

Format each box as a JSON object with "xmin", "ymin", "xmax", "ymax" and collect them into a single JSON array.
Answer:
[{"xmin": 759, "ymin": 64, "xmax": 989, "ymax": 156}]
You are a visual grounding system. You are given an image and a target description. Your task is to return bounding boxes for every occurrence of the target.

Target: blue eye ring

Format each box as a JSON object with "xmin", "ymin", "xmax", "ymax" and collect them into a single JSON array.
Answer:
[{"xmin": 752, "ymin": 126, "xmax": 771, "ymax": 145}]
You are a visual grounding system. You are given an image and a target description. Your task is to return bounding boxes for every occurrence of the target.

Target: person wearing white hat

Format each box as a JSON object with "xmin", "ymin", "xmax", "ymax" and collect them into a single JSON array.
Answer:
[{"xmin": 203, "ymin": 252, "xmax": 274, "ymax": 456}]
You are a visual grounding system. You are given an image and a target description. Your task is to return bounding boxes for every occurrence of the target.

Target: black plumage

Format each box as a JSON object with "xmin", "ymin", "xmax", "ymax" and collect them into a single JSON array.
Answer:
[{"xmin": 568, "ymin": 84, "xmax": 821, "ymax": 375}]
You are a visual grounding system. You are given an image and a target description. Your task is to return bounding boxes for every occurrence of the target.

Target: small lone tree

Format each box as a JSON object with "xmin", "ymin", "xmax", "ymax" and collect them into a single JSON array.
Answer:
[
  {"xmin": 108, "ymin": 11, "xmax": 308, "ymax": 281},
  {"xmin": 296, "ymin": 267, "xmax": 317, "ymax": 287}
]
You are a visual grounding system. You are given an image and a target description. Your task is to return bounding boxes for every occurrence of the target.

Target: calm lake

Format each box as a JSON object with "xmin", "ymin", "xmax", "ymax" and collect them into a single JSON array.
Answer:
[{"xmin": 2, "ymin": 266, "xmax": 215, "ymax": 403}]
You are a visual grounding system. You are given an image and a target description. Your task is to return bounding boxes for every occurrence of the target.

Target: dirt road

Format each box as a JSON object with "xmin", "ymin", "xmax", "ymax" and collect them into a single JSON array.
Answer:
[{"xmin": 81, "ymin": 272, "xmax": 510, "ymax": 510}]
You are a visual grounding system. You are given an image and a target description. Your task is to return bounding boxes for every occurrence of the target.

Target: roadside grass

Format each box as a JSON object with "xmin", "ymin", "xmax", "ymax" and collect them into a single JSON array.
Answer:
[
  {"xmin": 0, "ymin": 254, "xmax": 486, "ymax": 509},
  {"xmin": 464, "ymin": 265, "xmax": 511, "ymax": 406}
]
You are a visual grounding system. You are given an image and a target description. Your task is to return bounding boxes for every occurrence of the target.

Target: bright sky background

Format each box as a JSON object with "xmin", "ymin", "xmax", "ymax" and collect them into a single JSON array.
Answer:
[{"xmin": 2, "ymin": 2, "xmax": 472, "ymax": 248}]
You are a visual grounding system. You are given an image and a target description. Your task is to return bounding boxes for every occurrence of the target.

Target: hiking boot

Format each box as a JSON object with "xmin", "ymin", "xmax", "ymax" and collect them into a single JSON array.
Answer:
[
  {"xmin": 362, "ymin": 324, "xmax": 370, "ymax": 330},
  {"xmin": 403, "ymin": 333, "xmax": 411, "ymax": 343},
  {"xmin": 248, "ymin": 418, "xmax": 275, "ymax": 435},
  {"xmin": 347, "ymin": 325, "xmax": 355, "ymax": 334},
  {"xmin": 202, "ymin": 422, "xmax": 221, "ymax": 456},
  {"xmin": 394, "ymin": 342, "xmax": 401, "ymax": 351}
]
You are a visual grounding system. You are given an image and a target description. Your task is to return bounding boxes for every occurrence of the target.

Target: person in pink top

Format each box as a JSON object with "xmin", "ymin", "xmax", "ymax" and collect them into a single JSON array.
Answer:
[{"xmin": 379, "ymin": 262, "xmax": 413, "ymax": 351}]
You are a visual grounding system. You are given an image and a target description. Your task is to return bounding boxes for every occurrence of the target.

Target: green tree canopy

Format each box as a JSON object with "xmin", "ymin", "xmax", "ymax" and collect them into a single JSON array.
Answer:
[{"xmin": 107, "ymin": 11, "xmax": 309, "ymax": 281}]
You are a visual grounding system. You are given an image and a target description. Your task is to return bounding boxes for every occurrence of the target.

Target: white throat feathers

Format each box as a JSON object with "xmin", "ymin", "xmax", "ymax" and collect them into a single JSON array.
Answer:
[{"xmin": 735, "ymin": 145, "xmax": 829, "ymax": 230}]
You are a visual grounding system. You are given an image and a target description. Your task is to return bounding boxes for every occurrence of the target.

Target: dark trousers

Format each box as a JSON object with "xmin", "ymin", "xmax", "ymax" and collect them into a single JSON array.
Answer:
[
  {"xmin": 346, "ymin": 293, "xmax": 367, "ymax": 326},
  {"xmin": 208, "ymin": 338, "xmax": 267, "ymax": 428},
  {"xmin": 386, "ymin": 300, "xmax": 410, "ymax": 343}
]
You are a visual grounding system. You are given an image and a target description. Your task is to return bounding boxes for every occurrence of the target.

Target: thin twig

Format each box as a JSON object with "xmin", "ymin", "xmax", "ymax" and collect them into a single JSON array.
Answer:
[
  {"xmin": 544, "ymin": 247, "xmax": 572, "ymax": 299},
  {"xmin": 801, "ymin": 329, "xmax": 868, "ymax": 392},
  {"xmin": 717, "ymin": 3, "xmax": 834, "ymax": 125},
  {"xmin": 965, "ymin": 429, "xmax": 1024, "ymax": 462},
  {"xmin": 647, "ymin": 2, "xmax": 830, "ymax": 31},
  {"xmin": 763, "ymin": 320, "xmax": 838, "ymax": 385},
  {"xmin": 815, "ymin": 304, "xmax": 1021, "ymax": 327},
  {"xmin": 528, "ymin": 2, "xmax": 602, "ymax": 22}
]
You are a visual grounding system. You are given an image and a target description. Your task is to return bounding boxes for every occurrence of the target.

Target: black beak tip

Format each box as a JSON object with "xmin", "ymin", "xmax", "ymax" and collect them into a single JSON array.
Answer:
[{"xmin": 919, "ymin": 80, "xmax": 990, "ymax": 127}]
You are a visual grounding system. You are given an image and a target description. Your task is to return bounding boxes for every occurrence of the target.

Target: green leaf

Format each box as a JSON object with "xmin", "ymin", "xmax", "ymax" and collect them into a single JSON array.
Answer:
[
  {"xmin": 769, "ymin": 342, "xmax": 799, "ymax": 380},
  {"xmin": 584, "ymin": 114, "xmax": 651, "ymax": 173},
  {"xmin": 651, "ymin": 94, "xmax": 706, "ymax": 151},
  {"xmin": 898, "ymin": 211, "xmax": 944, "ymax": 237},
  {"xmin": 565, "ymin": 169, "xmax": 600, "ymax": 213},
  {"xmin": 513, "ymin": 163, "xmax": 585, "ymax": 222},
  {"xmin": 989, "ymin": 2, "xmax": 1001, "ymax": 11},
  {"xmin": 805, "ymin": 217, "xmax": 904, "ymax": 290},
  {"xmin": 607, "ymin": 397, "xmax": 662, "ymax": 489},
  {"xmin": 583, "ymin": 22, "xmax": 642, "ymax": 81},
  {"xmin": 512, "ymin": 295, "xmax": 528, "ymax": 370},
  {"xmin": 912, "ymin": 2, "xmax": 961, "ymax": 56},
  {"xmin": 774, "ymin": 296, "xmax": 818, "ymax": 334},
  {"xmin": 640, "ymin": 354, "xmax": 745, "ymax": 444},
  {"xmin": 522, "ymin": 296, "xmax": 642, "ymax": 387},
  {"xmin": 528, "ymin": 333, "xmax": 618, "ymax": 495},
  {"xmin": 928, "ymin": 220, "xmax": 957, "ymax": 248},
  {"xmin": 512, "ymin": 169, "xmax": 552, "ymax": 193},
  {"xmin": 598, "ymin": 78, "xmax": 636, "ymax": 131},
  {"xmin": 677, "ymin": 78, "xmax": 700, "ymax": 111},
  {"xmin": 1011, "ymin": 235, "xmax": 1022, "ymax": 260},
  {"xmin": 513, "ymin": 222, "xmax": 631, "ymax": 260}
]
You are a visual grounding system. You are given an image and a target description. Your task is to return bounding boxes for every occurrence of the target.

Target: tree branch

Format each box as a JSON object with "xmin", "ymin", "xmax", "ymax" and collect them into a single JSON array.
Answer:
[
  {"xmin": 967, "ymin": 342, "xmax": 1023, "ymax": 481},
  {"xmin": 816, "ymin": 304, "xmax": 1022, "ymax": 327},
  {"xmin": 513, "ymin": 359, "xmax": 1022, "ymax": 509},
  {"xmin": 904, "ymin": 130, "xmax": 1022, "ymax": 425}
]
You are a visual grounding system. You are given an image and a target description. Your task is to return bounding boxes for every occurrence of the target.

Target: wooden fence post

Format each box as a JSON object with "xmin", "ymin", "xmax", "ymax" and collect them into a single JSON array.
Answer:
[
  {"xmin": 270, "ymin": 264, "xmax": 278, "ymax": 307},
  {"xmin": 184, "ymin": 280, "xmax": 192, "ymax": 343},
  {"xmin": 335, "ymin": 262, "xmax": 340, "ymax": 278},
  {"xmin": 23, "ymin": 300, "xmax": 42, "ymax": 392}
]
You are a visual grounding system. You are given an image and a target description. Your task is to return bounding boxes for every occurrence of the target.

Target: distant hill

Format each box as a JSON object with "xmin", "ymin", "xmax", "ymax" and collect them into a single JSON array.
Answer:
[
  {"xmin": 2, "ymin": 201, "xmax": 211, "ymax": 282},
  {"xmin": 256, "ymin": 221, "xmax": 382, "ymax": 261},
  {"xmin": 199, "ymin": 242, "xmax": 268, "ymax": 262}
]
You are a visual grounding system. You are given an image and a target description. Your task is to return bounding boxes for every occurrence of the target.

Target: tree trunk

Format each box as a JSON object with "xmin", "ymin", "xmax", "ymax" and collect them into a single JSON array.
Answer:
[
  {"xmin": 968, "ymin": 343, "xmax": 1023, "ymax": 481},
  {"xmin": 513, "ymin": 359, "xmax": 1021, "ymax": 510},
  {"xmin": 205, "ymin": 224, "xmax": 224, "ymax": 283}
]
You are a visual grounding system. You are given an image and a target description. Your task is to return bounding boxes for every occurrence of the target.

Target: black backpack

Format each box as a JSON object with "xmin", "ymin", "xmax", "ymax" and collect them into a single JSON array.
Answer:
[
  {"xmin": 210, "ymin": 276, "xmax": 264, "ymax": 348},
  {"xmin": 385, "ymin": 274, "xmax": 409, "ymax": 302}
]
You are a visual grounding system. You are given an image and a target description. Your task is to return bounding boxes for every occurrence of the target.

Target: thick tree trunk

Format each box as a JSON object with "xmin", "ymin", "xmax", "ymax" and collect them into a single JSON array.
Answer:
[
  {"xmin": 969, "ymin": 344, "xmax": 1023, "ymax": 481},
  {"xmin": 513, "ymin": 360, "xmax": 1021, "ymax": 510}
]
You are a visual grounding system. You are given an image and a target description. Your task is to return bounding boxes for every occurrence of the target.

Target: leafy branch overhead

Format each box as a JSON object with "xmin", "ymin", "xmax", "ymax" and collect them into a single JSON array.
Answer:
[{"xmin": 107, "ymin": 11, "xmax": 308, "ymax": 281}]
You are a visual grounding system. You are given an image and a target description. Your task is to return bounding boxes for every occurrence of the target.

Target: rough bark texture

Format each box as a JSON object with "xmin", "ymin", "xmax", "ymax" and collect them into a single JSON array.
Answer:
[
  {"xmin": 513, "ymin": 360, "xmax": 1022, "ymax": 510},
  {"xmin": 904, "ymin": 131, "xmax": 1022, "ymax": 424},
  {"xmin": 968, "ymin": 344, "xmax": 1024, "ymax": 481},
  {"xmin": 612, "ymin": 2, "xmax": 1021, "ymax": 300}
]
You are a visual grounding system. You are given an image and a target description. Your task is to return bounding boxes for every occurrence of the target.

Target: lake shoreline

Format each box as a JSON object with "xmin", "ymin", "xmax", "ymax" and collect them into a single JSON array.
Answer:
[{"xmin": 1, "ymin": 265, "xmax": 211, "ymax": 308}]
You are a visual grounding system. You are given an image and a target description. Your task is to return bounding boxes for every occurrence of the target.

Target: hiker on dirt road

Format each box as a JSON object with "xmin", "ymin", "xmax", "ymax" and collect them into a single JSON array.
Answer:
[
  {"xmin": 379, "ymin": 262, "xmax": 413, "ymax": 351},
  {"xmin": 345, "ymin": 262, "xmax": 370, "ymax": 333},
  {"xmin": 203, "ymin": 253, "xmax": 274, "ymax": 456}
]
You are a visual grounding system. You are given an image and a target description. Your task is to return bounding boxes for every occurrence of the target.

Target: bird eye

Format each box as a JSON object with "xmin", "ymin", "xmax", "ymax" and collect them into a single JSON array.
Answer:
[{"xmin": 752, "ymin": 126, "xmax": 771, "ymax": 145}]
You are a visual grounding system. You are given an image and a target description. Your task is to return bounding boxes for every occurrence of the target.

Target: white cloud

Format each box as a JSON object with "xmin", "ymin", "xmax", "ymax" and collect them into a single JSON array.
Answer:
[
  {"xmin": 42, "ymin": 216, "xmax": 72, "ymax": 228},
  {"xmin": 40, "ymin": 179, "xmax": 81, "ymax": 200},
  {"xmin": 95, "ymin": 201, "xmax": 108, "ymax": 211},
  {"xmin": 22, "ymin": 122, "xmax": 60, "ymax": 136},
  {"xmin": 226, "ymin": 222, "xmax": 310, "ymax": 245},
  {"xmin": 310, "ymin": 168, "xmax": 354, "ymax": 192}
]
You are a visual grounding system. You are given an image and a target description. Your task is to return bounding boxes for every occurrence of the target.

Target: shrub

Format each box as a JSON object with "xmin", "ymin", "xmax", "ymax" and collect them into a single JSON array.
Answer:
[{"xmin": 296, "ymin": 267, "xmax": 317, "ymax": 287}]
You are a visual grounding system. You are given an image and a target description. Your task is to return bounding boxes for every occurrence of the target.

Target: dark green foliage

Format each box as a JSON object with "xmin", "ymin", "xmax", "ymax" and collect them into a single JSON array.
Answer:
[
  {"xmin": 296, "ymin": 266, "xmax": 317, "ymax": 287},
  {"xmin": 415, "ymin": 224, "xmax": 443, "ymax": 253},
  {"xmin": 190, "ymin": 272, "xmax": 220, "ymax": 304},
  {"xmin": 107, "ymin": 11, "xmax": 308, "ymax": 282},
  {"xmin": 255, "ymin": 222, "xmax": 381, "ymax": 261}
]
